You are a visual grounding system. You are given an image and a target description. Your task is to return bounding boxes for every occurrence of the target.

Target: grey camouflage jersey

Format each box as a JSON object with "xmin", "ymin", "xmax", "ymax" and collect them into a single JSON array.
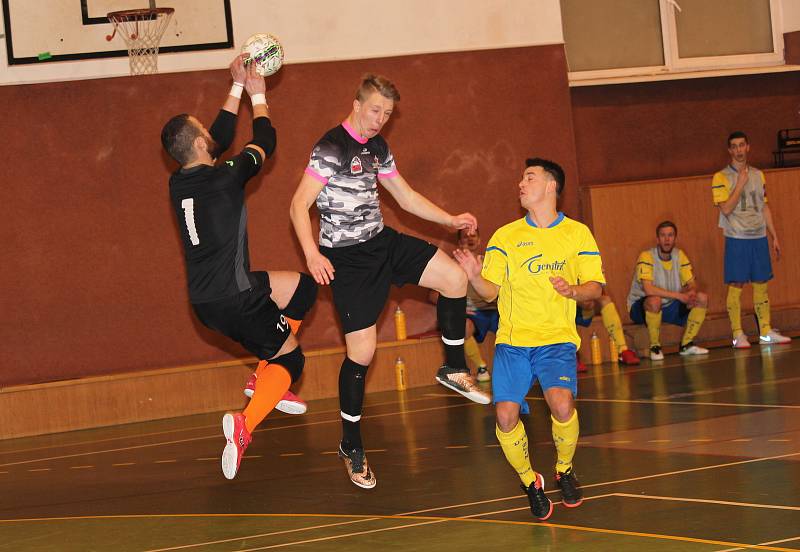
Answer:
[{"xmin": 305, "ymin": 122, "xmax": 398, "ymax": 248}]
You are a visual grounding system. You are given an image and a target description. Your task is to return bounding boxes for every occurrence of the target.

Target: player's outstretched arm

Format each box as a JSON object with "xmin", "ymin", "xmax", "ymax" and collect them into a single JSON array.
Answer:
[
  {"xmin": 209, "ymin": 55, "xmax": 248, "ymax": 154},
  {"xmin": 242, "ymin": 62, "xmax": 273, "ymax": 161},
  {"xmin": 454, "ymin": 248, "xmax": 499, "ymax": 302},
  {"xmin": 380, "ymin": 173, "xmax": 477, "ymax": 232},
  {"xmin": 290, "ymin": 174, "xmax": 334, "ymax": 285}
]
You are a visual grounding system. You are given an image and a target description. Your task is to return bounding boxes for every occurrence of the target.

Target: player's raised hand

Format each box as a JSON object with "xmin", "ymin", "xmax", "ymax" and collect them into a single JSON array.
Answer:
[
  {"xmin": 230, "ymin": 54, "xmax": 247, "ymax": 84},
  {"xmin": 449, "ymin": 213, "xmax": 477, "ymax": 232},
  {"xmin": 453, "ymin": 248, "xmax": 481, "ymax": 279},
  {"xmin": 550, "ymin": 276, "xmax": 574, "ymax": 298},
  {"xmin": 244, "ymin": 61, "xmax": 266, "ymax": 96}
]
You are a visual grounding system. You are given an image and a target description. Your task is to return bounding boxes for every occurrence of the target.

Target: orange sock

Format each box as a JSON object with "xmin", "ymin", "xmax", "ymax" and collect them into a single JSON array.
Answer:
[
  {"xmin": 287, "ymin": 317, "xmax": 302, "ymax": 335},
  {"xmin": 243, "ymin": 362, "xmax": 291, "ymax": 433}
]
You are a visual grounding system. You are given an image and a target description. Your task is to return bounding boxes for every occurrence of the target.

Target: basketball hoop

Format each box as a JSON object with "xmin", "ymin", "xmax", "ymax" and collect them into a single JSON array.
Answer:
[{"xmin": 107, "ymin": 7, "xmax": 174, "ymax": 76}]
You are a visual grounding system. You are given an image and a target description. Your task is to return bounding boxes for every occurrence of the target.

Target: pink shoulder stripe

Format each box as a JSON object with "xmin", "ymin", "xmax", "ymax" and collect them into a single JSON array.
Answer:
[{"xmin": 304, "ymin": 166, "xmax": 329, "ymax": 185}]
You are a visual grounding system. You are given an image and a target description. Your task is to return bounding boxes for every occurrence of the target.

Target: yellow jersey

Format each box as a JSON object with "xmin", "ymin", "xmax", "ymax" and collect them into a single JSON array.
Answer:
[{"xmin": 481, "ymin": 213, "xmax": 605, "ymax": 348}]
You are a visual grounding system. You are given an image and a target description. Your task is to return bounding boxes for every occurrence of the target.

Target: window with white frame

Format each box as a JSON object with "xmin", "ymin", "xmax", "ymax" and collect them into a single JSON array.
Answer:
[{"xmin": 560, "ymin": 0, "xmax": 784, "ymax": 81}]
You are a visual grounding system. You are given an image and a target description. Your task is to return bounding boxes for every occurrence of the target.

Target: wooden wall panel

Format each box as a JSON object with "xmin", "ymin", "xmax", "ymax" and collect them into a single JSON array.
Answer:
[
  {"xmin": 586, "ymin": 167, "xmax": 800, "ymax": 323},
  {"xmin": 0, "ymin": 336, "xmax": 450, "ymax": 439}
]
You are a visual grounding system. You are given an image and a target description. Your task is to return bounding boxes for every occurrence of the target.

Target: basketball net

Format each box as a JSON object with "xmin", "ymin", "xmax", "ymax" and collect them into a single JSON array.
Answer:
[{"xmin": 107, "ymin": 8, "xmax": 174, "ymax": 76}]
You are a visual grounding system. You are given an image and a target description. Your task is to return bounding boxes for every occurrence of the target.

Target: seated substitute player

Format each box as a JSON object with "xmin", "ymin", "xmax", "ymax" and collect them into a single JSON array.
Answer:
[
  {"xmin": 574, "ymin": 291, "xmax": 640, "ymax": 368},
  {"xmin": 431, "ymin": 227, "xmax": 499, "ymax": 381},
  {"xmin": 161, "ymin": 56, "xmax": 316, "ymax": 480},
  {"xmin": 291, "ymin": 74, "xmax": 490, "ymax": 490},
  {"xmin": 455, "ymin": 158, "xmax": 604, "ymax": 521},
  {"xmin": 626, "ymin": 221, "xmax": 709, "ymax": 360}
]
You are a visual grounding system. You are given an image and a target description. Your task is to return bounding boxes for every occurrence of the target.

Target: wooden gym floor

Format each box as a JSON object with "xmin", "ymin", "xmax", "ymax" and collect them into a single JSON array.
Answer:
[{"xmin": 1, "ymin": 342, "xmax": 798, "ymax": 551}]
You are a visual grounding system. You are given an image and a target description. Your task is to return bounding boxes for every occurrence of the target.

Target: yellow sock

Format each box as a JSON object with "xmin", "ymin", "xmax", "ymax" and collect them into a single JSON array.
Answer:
[
  {"xmin": 464, "ymin": 335, "xmax": 486, "ymax": 370},
  {"xmin": 681, "ymin": 307, "xmax": 707, "ymax": 346},
  {"xmin": 600, "ymin": 302, "xmax": 628, "ymax": 351},
  {"xmin": 242, "ymin": 362, "xmax": 291, "ymax": 433},
  {"xmin": 552, "ymin": 410, "xmax": 579, "ymax": 473},
  {"xmin": 727, "ymin": 286, "xmax": 743, "ymax": 336},
  {"xmin": 753, "ymin": 283, "xmax": 771, "ymax": 335},
  {"xmin": 645, "ymin": 310, "xmax": 662, "ymax": 347},
  {"xmin": 496, "ymin": 421, "xmax": 536, "ymax": 487}
]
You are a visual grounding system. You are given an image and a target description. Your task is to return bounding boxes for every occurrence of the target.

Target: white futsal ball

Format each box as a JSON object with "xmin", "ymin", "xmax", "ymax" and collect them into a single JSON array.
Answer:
[{"xmin": 242, "ymin": 33, "xmax": 284, "ymax": 77}]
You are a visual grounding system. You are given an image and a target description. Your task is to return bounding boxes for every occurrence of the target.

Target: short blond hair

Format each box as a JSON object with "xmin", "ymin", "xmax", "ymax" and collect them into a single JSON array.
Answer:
[{"xmin": 356, "ymin": 74, "xmax": 400, "ymax": 102}]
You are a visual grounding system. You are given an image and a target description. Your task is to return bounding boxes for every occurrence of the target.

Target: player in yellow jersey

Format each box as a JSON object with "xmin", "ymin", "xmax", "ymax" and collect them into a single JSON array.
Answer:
[{"xmin": 455, "ymin": 158, "xmax": 604, "ymax": 521}]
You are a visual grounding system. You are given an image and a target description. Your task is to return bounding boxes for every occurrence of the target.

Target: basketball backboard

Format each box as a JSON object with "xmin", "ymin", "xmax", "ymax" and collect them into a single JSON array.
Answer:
[{"xmin": 2, "ymin": 0, "xmax": 232, "ymax": 65}]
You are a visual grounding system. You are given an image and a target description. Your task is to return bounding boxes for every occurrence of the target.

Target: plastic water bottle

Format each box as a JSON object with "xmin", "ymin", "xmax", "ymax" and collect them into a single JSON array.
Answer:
[
  {"xmin": 395, "ymin": 356, "xmax": 407, "ymax": 390},
  {"xmin": 394, "ymin": 305, "xmax": 407, "ymax": 340},
  {"xmin": 609, "ymin": 338, "xmax": 619, "ymax": 364},
  {"xmin": 590, "ymin": 332, "xmax": 602, "ymax": 365}
]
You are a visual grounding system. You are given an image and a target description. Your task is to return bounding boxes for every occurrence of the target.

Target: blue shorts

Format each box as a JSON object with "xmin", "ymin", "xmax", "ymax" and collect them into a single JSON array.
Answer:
[
  {"xmin": 467, "ymin": 309, "xmax": 499, "ymax": 343},
  {"xmin": 492, "ymin": 343, "xmax": 577, "ymax": 415},
  {"xmin": 724, "ymin": 236, "xmax": 773, "ymax": 284},
  {"xmin": 574, "ymin": 308, "xmax": 594, "ymax": 328},
  {"xmin": 629, "ymin": 297, "xmax": 689, "ymax": 327}
]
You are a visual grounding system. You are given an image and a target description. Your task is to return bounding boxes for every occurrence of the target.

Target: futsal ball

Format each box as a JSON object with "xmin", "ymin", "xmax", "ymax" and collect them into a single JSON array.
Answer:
[{"xmin": 242, "ymin": 33, "xmax": 284, "ymax": 77}]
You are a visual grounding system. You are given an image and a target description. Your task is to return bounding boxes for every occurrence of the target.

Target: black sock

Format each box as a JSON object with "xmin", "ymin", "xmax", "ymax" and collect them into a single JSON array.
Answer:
[
  {"xmin": 339, "ymin": 357, "xmax": 368, "ymax": 449},
  {"xmin": 437, "ymin": 295, "xmax": 468, "ymax": 371}
]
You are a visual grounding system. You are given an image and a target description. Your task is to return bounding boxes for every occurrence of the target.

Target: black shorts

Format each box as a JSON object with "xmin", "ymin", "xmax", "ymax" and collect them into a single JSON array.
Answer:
[
  {"xmin": 321, "ymin": 226, "xmax": 438, "ymax": 334},
  {"xmin": 192, "ymin": 271, "xmax": 291, "ymax": 360}
]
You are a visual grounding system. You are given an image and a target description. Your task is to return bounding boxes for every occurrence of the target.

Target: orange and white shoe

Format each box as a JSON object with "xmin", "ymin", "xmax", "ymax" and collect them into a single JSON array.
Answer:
[{"xmin": 338, "ymin": 442, "xmax": 376, "ymax": 489}]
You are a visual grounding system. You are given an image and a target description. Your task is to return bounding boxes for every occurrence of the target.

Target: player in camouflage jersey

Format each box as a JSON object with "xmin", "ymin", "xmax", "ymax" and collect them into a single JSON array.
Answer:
[{"xmin": 290, "ymin": 74, "xmax": 490, "ymax": 489}]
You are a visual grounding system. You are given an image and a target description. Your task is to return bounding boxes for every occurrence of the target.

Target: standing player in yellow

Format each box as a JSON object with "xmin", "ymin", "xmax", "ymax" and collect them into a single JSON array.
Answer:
[
  {"xmin": 712, "ymin": 132, "xmax": 790, "ymax": 348},
  {"xmin": 455, "ymin": 158, "xmax": 604, "ymax": 521}
]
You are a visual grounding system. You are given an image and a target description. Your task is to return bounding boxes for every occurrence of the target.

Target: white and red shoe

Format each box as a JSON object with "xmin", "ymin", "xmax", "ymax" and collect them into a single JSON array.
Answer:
[
  {"xmin": 244, "ymin": 373, "xmax": 308, "ymax": 415},
  {"xmin": 733, "ymin": 333, "xmax": 752, "ymax": 349},
  {"xmin": 222, "ymin": 412, "xmax": 251, "ymax": 480}
]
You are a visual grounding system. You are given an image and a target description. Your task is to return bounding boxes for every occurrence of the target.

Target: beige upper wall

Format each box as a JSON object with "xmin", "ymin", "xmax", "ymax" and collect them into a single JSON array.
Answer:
[{"xmin": 0, "ymin": 0, "xmax": 563, "ymax": 85}]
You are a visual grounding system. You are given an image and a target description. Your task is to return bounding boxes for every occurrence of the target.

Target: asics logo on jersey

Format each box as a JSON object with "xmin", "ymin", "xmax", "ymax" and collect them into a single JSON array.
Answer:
[{"xmin": 517, "ymin": 241, "xmax": 535, "ymax": 247}]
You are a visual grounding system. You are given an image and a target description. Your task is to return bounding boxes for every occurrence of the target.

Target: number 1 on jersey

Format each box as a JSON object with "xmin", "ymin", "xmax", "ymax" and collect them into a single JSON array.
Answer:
[{"xmin": 181, "ymin": 198, "xmax": 200, "ymax": 245}]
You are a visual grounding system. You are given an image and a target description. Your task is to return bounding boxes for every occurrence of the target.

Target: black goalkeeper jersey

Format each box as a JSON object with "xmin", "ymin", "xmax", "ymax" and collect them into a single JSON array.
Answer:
[{"xmin": 169, "ymin": 147, "xmax": 263, "ymax": 304}]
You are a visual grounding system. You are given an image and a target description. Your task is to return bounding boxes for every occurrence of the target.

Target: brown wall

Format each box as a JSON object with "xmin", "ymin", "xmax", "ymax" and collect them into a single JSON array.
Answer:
[
  {"xmin": 571, "ymin": 71, "xmax": 800, "ymax": 185},
  {"xmin": 0, "ymin": 44, "xmax": 578, "ymax": 386}
]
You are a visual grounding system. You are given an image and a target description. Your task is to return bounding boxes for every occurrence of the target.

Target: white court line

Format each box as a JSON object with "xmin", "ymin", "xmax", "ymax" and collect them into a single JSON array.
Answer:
[
  {"xmin": 143, "ymin": 517, "xmax": 381, "ymax": 552},
  {"xmin": 0, "ymin": 395, "xmax": 451, "ymax": 458},
  {"xmin": 233, "ymin": 519, "xmax": 447, "ymax": 551},
  {"xmin": 715, "ymin": 535, "xmax": 800, "ymax": 552},
  {"xmin": 654, "ymin": 375, "xmax": 800, "ymax": 401},
  {"xmin": 614, "ymin": 493, "xmax": 800, "ymax": 511},
  {"xmin": 0, "ymin": 402, "xmax": 472, "ymax": 468},
  {"xmin": 399, "ymin": 451, "xmax": 800, "ymax": 516},
  {"xmin": 459, "ymin": 493, "xmax": 616, "ymax": 519}
]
